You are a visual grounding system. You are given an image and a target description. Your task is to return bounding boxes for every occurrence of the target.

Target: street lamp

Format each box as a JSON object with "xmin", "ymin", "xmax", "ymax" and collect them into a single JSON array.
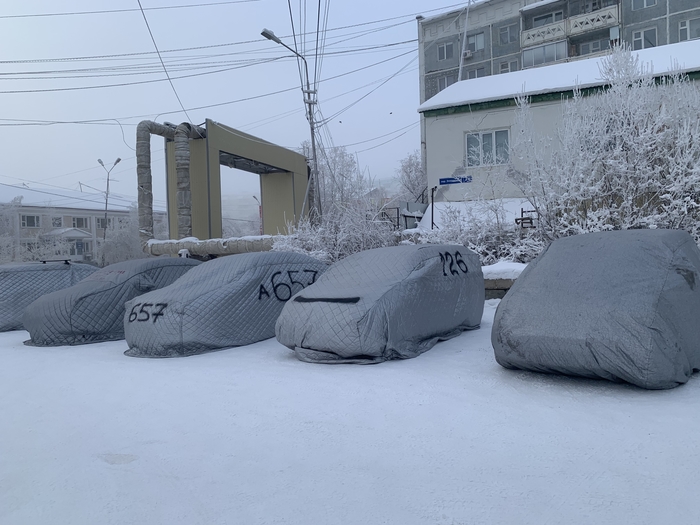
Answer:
[
  {"xmin": 261, "ymin": 28, "xmax": 320, "ymax": 221},
  {"xmin": 97, "ymin": 157, "xmax": 121, "ymax": 242}
]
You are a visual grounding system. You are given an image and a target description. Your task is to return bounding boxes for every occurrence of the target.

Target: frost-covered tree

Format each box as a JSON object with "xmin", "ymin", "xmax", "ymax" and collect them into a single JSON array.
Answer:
[
  {"xmin": 394, "ymin": 150, "xmax": 427, "ymax": 203},
  {"xmin": 95, "ymin": 206, "xmax": 158, "ymax": 266},
  {"xmin": 509, "ymin": 45, "xmax": 700, "ymax": 245},
  {"xmin": 273, "ymin": 144, "xmax": 398, "ymax": 262}
]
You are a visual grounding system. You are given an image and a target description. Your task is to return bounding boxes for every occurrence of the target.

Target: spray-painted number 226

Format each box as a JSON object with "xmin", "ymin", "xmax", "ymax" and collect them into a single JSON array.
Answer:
[
  {"xmin": 439, "ymin": 251, "xmax": 468, "ymax": 276},
  {"xmin": 128, "ymin": 303, "xmax": 168, "ymax": 323}
]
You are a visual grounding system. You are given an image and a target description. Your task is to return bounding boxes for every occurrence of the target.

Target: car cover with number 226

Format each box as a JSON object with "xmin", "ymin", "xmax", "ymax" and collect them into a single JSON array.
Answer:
[
  {"xmin": 275, "ymin": 245, "xmax": 484, "ymax": 364},
  {"xmin": 123, "ymin": 251, "xmax": 328, "ymax": 357}
]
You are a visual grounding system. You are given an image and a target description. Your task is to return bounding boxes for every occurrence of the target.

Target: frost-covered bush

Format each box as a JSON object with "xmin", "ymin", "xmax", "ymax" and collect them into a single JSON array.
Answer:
[
  {"xmin": 272, "ymin": 145, "xmax": 399, "ymax": 263},
  {"xmin": 416, "ymin": 201, "xmax": 545, "ymax": 264},
  {"xmin": 510, "ymin": 45, "xmax": 700, "ymax": 245}
]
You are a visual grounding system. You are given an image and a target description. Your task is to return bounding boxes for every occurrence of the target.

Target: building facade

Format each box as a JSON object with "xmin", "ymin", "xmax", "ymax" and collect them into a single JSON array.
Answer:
[
  {"xmin": 417, "ymin": 41, "xmax": 700, "ymax": 203},
  {"xmin": 0, "ymin": 185, "xmax": 166, "ymax": 264},
  {"xmin": 418, "ymin": 0, "xmax": 700, "ymax": 104}
]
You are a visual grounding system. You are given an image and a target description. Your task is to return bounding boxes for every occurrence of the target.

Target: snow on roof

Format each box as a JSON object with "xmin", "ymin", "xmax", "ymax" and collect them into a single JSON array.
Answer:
[
  {"xmin": 520, "ymin": 0, "xmax": 566, "ymax": 12},
  {"xmin": 0, "ymin": 182, "xmax": 161, "ymax": 213},
  {"xmin": 418, "ymin": 40, "xmax": 700, "ymax": 113}
]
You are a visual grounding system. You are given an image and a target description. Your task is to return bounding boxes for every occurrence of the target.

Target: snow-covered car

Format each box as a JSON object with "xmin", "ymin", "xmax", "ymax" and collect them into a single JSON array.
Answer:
[
  {"xmin": 23, "ymin": 257, "xmax": 201, "ymax": 346},
  {"xmin": 275, "ymin": 244, "xmax": 485, "ymax": 364},
  {"xmin": 123, "ymin": 252, "xmax": 328, "ymax": 357},
  {"xmin": 492, "ymin": 229, "xmax": 700, "ymax": 389},
  {"xmin": 0, "ymin": 261, "xmax": 97, "ymax": 332}
]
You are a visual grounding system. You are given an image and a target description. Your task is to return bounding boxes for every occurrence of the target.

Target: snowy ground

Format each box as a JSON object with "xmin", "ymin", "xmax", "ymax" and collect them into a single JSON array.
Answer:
[{"xmin": 2, "ymin": 300, "xmax": 699, "ymax": 525}]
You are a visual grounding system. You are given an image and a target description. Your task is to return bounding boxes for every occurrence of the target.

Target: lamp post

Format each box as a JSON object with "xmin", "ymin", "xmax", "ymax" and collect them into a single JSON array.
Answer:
[
  {"xmin": 97, "ymin": 157, "xmax": 121, "ymax": 242},
  {"xmin": 261, "ymin": 28, "xmax": 320, "ymax": 222},
  {"xmin": 252, "ymin": 195, "xmax": 263, "ymax": 235}
]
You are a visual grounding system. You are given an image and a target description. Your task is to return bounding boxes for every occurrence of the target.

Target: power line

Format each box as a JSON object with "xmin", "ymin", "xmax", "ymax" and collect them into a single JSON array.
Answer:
[
  {"xmin": 0, "ymin": 1, "xmax": 261, "ymax": 19},
  {"xmin": 135, "ymin": 0, "xmax": 198, "ymax": 131},
  {"xmin": 0, "ymin": 2, "xmax": 463, "ymax": 65}
]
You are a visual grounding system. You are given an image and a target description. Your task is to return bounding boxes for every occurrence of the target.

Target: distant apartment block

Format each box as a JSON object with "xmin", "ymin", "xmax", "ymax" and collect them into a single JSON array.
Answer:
[{"xmin": 418, "ymin": 0, "xmax": 700, "ymax": 104}]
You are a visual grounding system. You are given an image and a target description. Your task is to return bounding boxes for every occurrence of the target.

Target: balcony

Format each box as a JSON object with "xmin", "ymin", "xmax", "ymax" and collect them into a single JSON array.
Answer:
[
  {"xmin": 568, "ymin": 5, "xmax": 619, "ymax": 37},
  {"xmin": 521, "ymin": 19, "xmax": 567, "ymax": 47},
  {"xmin": 521, "ymin": 4, "xmax": 619, "ymax": 48}
]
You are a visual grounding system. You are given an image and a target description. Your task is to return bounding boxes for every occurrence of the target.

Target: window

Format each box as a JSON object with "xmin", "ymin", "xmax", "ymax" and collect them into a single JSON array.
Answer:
[
  {"xmin": 579, "ymin": 38, "xmax": 610, "ymax": 56},
  {"xmin": 499, "ymin": 24, "xmax": 518, "ymax": 45},
  {"xmin": 533, "ymin": 11, "xmax": 563, "ymax": 28},
  {"xmin": 467, "ymin": 33, "xmax": 485, "ymax": 53},
  {"xmin": 632, "ymin": 0, "xmax": 656, "ymax": 9},
  {"xmin": 466, "ymin": 130, "xmax": 509, "ymax": 166},
  {"xmin": 437, "ymin": 42, "xmax": 454, "ymax": 61},
  {"xmin": 633, "ymin": 28, "xmax": 656, "ymax": 50},
  {"xmin": 73, "ymin": 217, "xmax": 90, "ymax": 229},
  {"xmin": 96, "ymin": 217, "xmax": 113, "ymax": 230},
  {"xmin": 467, "ymin": 67, "xmax": 486, "ymax": 79},
  {"xmin": 21, "ymin": 215, "xmax": 40, "ymax": 228},
  {"xmin": 522, "ymin": 41, "xmax": 567, "ymax": 67},
  {"xmin": 680, "ymin": 19, "xmax": 700, "ymax": 42},
  {"xmin": 500, "ymin": 60, "xmax": 518, "ymax": 73},
  {"xmin": 52, "ymin": 216, "xmax": 63, "ymax": 228},
  {"xmin": 437, "ymin": 72, "xmax": 457, "ymax": 92}
]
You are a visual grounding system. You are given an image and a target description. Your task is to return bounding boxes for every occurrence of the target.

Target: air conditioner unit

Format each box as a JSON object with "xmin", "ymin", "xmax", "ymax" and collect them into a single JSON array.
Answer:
[{"xmin": 463, "ymin": 50, "xmax": 473, "ymax": 59}]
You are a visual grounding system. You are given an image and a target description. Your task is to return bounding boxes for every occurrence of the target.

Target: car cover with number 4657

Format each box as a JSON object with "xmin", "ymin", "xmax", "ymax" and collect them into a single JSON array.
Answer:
[
  {"xmin": 123, "ymin": 251, "xmax": 328, "ymax": 357},
  {"xmin": 275, "ymin": 245, "xmax": 484, "ymax": 364}
]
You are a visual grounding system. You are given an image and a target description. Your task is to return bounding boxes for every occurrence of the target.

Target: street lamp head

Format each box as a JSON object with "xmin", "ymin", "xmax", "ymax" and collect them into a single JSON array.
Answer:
[
  {"xmin": 114, "ymin": 158, "xmax": 121, "ymax": 167},
  {"xmin": 98, "ymin": 159, "xmax": 105, "ymax": 167},
  {"xmin": 261, "ymin": 28, "xmax": 281, "ymax": 44}
]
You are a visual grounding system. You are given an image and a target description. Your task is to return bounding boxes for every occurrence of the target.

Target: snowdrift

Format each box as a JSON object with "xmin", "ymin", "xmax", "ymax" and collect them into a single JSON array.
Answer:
[
  {"xmin": 0, "ymin": 261, "xmax": 97, "ymax": 332},
  {"xmin": 276, "ymin": 245, "xmax": 484, "ymax": 364},
  {"xmin": 124, "ymin": 252, "xmax": 328, "ymax": 357},
  {"xmin": 492, "ymin": 230, "xmax": 700, "ymax": 389},
  {"xmin": 23, "ymin": 257, "xmax": 201, "ymax": 346}
]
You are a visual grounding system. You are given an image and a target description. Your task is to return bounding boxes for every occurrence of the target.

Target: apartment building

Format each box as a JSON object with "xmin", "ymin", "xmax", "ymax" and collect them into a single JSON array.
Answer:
[
  {"xmin": 0, "ymin": 184, "xmax": 165, "ymax": 263},
  {"xmin": 418, "ymin": 0, "xmax": 700, "ymax": 104}
]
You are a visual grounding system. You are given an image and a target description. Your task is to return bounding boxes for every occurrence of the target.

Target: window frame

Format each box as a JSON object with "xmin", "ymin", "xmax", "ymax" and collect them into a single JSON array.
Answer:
[
  {"xmin": 679, "ymin": 18, "xmax": 700, "ymax": 42},
  {"xmin": 437, "ymin": 42, "xmax": 454, "ymax": 61},
  {"xmin": 499, "ymin": 60, "xmax": 518, "ymax": 73},
  {"xmin": 499, "ymin": 24, "xmax": 518, "ymax": 45},
  {"xmin": 72, "ymin": 216, "xmax": 90, "ymax": 230},
  {"xmin": 533, "ymin": 10, "xmax": 564, "ymax": 28},
  {"xmin": 632, "ymin": 0, "xmax": 656, "ymax": 10},
  {"xmin": 96, "ymin": 217, "xmax": 112, "ymax": 230},
  {"xmin": 466, "ymin": 67, "xmax": 486, "ymax": 80},
  {"xmin": 522, "ymin": 40, "xmax": 567, "ymax": 68},
  {"xmin": 465, "ymin": 129, "xmax": 510, "ymax": 167},
  {"xmin": 466, "ymin": 32, "xmax": 485, "ymax": 53},
  {"xmin": 21, "ymin": 215, "xmax": 41, "ymax": 228},
  {"xmin": 632, "ymin": 28, "xmax": 657, "ymax": 50}
]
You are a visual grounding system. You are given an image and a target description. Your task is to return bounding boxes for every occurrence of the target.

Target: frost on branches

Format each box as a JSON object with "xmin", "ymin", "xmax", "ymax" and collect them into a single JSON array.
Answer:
[
  {"xmin": 272, "ymin": 145, "xmax": 398, "ymax": 263},
  {"xmin": 510, "ymin": 45, "xmax": 700, "ymax": 245}
]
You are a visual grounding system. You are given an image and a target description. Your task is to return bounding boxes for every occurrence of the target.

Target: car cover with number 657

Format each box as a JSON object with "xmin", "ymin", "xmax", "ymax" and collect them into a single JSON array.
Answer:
[
  {"xmin": 123, "ymin": 251, "xmax": 328, "ymax": 357},
  {"xmin": 275, "ymin": 245, "xmax": 484, "ymax": 364}
]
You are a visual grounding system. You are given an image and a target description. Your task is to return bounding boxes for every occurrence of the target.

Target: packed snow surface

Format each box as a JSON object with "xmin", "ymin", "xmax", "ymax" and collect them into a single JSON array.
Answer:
[
  {"xmin": 482, "ymin": 260, "xmax": 527, "ymax": 280},
  {"xmin": 2, "ymin": 300, "xmax": 699, "ymax": 524}
]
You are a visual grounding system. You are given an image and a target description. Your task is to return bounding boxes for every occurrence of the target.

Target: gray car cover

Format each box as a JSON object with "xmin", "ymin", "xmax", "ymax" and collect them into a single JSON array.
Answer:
[
  {"xmin": 123, "ymin": 252, "xmax": 328, "ymax": 357},
  {"xmin": 23, "ymin": 257, "xmax": 201, "ymax": 346},
  {"xmin": 0, "ymin": 261, "xmax": 97, "ymax": 332},
  {"xmin": 492, "ymin": 229, "xmax": 700, "ymax": 390},
  {"xmin": 275, "ymin": 245, "xmax": 485, "ymax": 364}
]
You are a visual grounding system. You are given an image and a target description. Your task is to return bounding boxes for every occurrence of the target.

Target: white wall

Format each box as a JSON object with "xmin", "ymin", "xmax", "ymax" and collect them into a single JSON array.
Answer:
[{"xmin": 423, "ymin": 98, "xmax": 563, "ymax": 201}]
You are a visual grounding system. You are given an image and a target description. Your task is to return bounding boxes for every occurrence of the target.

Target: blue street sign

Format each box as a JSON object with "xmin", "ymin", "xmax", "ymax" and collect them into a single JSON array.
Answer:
[{"xmin": 439, "ymin": 176, "xmax": 472, "ymax": 185}]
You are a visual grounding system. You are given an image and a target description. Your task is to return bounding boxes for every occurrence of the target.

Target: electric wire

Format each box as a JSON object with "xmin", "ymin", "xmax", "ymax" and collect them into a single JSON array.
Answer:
[{"xmin": 0, "ymin": 1, "xmax": 261, "ymax": 19}]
